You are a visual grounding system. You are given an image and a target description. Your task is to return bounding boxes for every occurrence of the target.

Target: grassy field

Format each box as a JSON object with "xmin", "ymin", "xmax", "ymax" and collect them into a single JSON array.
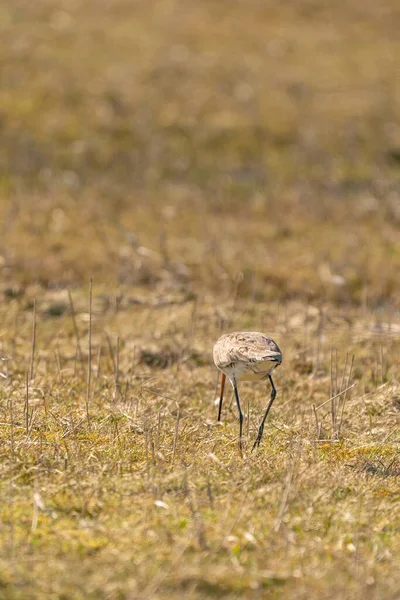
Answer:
[{"xmin": 1, "ymin": 0, "xmax": 400, "ymax": 598}]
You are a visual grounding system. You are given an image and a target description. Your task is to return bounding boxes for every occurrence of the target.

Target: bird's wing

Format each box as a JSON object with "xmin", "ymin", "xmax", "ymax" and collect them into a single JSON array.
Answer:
[{"xmin": 214, "ymin": 332, "xmax": 282, "ymax": 368}]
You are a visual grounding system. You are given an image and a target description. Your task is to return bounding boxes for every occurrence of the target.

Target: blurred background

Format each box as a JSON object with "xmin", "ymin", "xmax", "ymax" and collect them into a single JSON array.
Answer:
[
  {"xmin": 1, "ymin": 4, "xmax": 400, "ymax": 597},
  {"xmin": 1, "ymin": 0, "xmax": 400, "ymax": 308}
]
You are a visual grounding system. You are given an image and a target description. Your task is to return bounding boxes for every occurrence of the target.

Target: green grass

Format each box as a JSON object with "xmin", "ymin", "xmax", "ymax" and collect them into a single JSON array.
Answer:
[{"xmin": 1, "ymin": 0, "xmax": 400, "ymax": 598}]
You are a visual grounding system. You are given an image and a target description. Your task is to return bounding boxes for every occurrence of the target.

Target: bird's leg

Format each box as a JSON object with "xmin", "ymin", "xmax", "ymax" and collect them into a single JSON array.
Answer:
[
  {"xmin": 232, "ymin": 379, "xmax": 244, "ymax": 451},
  {"xmin": 217, "ymin": 373, "xmax": 226, "ymax": 422},
  {"xmin": 252, "ymin": 374, "xmax": 277, "ymax": 451}
]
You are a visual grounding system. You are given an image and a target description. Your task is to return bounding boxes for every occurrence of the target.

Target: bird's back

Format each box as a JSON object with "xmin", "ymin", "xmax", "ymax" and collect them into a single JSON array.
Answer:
[{"xmin": 213, "ymin": 332, "xmax": 282, "ymax": 380}]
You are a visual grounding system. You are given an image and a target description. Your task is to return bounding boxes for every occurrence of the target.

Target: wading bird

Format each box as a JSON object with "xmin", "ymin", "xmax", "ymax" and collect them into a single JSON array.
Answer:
[{"xmin": 213, "ymin": 332, "xmax": 282, "ymax": 451}]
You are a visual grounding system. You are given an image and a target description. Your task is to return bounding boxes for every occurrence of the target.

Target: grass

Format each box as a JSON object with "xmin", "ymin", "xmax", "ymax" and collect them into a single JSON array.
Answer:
[{"xmin": 1, "ymin": 0, "xmax": 400, "ymax": 598}]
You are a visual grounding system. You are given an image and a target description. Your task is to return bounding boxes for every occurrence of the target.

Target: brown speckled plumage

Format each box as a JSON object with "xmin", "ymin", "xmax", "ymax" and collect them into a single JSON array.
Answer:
[
  {"xmin": 213, "ymin": 331, "xmax": 282, "ymax": 451},
  {"xmin": 213, "ymin": 331, "xmax": 282, "ymax": 376}
]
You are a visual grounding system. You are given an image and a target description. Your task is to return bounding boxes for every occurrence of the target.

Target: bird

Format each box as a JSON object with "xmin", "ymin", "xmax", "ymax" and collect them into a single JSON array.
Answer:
[{"xmin": 213, "ymin": 331, "xmax": 282, "ymax": 451}]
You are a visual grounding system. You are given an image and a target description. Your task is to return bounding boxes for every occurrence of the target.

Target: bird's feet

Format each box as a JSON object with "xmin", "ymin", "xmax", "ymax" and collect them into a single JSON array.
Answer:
[{"xmin": 252, "ymin": 425, "xmax": 264, "ymax": 451}]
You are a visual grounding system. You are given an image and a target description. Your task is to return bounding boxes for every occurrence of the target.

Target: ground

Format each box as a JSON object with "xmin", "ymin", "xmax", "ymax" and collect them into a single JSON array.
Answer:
[{"xmin": 0, "ymin": 0, "xmax": 400, "ymax": 598}]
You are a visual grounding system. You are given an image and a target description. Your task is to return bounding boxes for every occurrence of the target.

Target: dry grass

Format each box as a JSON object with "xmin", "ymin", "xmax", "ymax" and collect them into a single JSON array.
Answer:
[{"xmin": 1, "ymin": 0, "xmax": 400, "ymax": 598}]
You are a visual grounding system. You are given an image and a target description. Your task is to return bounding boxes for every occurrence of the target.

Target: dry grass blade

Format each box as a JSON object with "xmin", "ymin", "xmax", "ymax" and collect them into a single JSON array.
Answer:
[
  {"xmin": 171, "ymin": 404, "xmax": 180, "ymax": 468},
  {"xmin": 25, "ymin": 372, "xmax": 29, "ymax": 437},
  {"xmin": 337, "ymin": 354, "xmax": 355, "ymax": 437},
  {"xmin": 86, "ymin": 279, "xmax": 93, "ymax": 425},
  {"xmin": 115, "ymin": 336, "xmax": 120, "ymax": 398},
  {"xmin": 9, "ymin": 386, "xmax": 15, "ymax": 460},
  {"xmin": 312, "ymin": 404, "xmax": 322, "ymax": 439},
  {"xmin": 29, "ymin": 298, "xmax": 37, "ymax": 381},
  {"xmin": 68, "ymin": 288, "xmax": 83, "ymax": 365},
  {"xmin": 315, "ymin": 382, "xmax": 358, "ymax": 412}
]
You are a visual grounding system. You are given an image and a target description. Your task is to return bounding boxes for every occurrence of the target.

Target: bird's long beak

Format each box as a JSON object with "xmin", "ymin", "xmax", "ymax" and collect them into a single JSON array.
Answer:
[{"xmin": 217, "ymin": 373, "xmax": 226, "ymax": 421}]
